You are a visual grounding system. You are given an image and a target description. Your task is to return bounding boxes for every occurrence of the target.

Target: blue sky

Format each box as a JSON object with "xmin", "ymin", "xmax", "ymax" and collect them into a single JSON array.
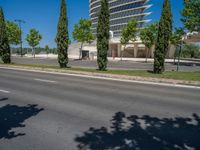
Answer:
[{"xmin": 0, "ymin": 0, "xmax": 184, "ymax": 48}]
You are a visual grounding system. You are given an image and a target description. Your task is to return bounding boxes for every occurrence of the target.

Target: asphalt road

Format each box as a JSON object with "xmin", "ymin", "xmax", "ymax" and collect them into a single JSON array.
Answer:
[
  {"xmin": 12, "ymin": 57, "xmax": 200, "ymax": 71},
  {"xmin": 0, "ymin": 68, "xmax": 200, "ymax": 150}
]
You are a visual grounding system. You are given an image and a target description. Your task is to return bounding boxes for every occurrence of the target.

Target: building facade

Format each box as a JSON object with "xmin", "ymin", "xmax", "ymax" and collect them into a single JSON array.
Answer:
[
  {"xmin": 89, "ymin": 0, "xmax": 152, "ymax": 37},
  {"xmin": 88, "ymin": 0, "xmax": 157, "ymax": 58}
]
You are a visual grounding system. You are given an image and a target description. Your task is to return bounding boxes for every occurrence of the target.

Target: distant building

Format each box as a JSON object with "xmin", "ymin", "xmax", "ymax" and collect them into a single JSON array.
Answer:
[
  {"xmin": 90, "ymin": 0, "xmax": 152, "ymax": 37},
  {"xmin": 88, "ymin": 0, "xmax": 155, "ymax": 59},
  {"xmin": 69, "ymin": 1, "xmax": 178, "ymax": 59},
  {"xmin": 184, "ymin": 32, "xmax": 200, "ymax": 44}
]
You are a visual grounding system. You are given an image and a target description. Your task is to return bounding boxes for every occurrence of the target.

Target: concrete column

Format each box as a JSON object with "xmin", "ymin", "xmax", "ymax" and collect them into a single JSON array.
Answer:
[
  {"xmin": 134, "ymin": 44, "xmax": 138, "ymax": 58},
  {"xmin": 117, "ymin": 44, "xmax": 121, "ymax": 58},
  {"xmin": 109, "ymin": 44, "xmax": 113, "ymax": 58},
  {"xmin": 151, "ymin": 45, "xmax": 155, "ymax": 58}
]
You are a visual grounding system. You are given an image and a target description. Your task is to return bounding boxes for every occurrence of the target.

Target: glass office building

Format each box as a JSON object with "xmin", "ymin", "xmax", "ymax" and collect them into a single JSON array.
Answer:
[{"xmin": 89, "ymin": 0, "xmax": 152, "ymax": 37}]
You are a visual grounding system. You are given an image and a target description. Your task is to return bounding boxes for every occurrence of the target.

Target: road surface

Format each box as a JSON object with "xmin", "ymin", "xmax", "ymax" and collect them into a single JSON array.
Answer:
[
  {"xmin": 0, "ymin": 68, "xmax": 200, "ymax": 150},
  {"xmin": 12, "ymin": 56, "xmax": 200, "ymax": 71}
]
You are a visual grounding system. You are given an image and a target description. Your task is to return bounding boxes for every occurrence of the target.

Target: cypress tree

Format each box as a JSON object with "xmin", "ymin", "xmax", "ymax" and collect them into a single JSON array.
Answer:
[
  {"xmin": 56, "ymin": 0, "xmax": 69, "ymax": 68},
  {"xmin": 154, "ymin": 0, "xmax": 172, "ymax": 74},
  {"xmin": 0, "ymin": 7, "xmax": 11, "ymax": 64},
  {"xmin": 97, "ymin": 0, "xmax": 110, "ymax": 71}
]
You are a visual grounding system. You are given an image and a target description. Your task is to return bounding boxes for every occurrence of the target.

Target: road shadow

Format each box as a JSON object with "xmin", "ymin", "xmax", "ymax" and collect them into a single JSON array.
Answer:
[
  {"xmin": 168, "ymin": 62, "xmax": 200, "ymax": 67},
  {"xmin": 0, "ymin": 103, "xmax": 44, "ymax": 139},
  {"xmin": 0, "ymin": 98, "xmax": 8, "ymax": 102},
  {"xmin": 75, "ymin": 112, "xmax": 200, "ymax": 150}
]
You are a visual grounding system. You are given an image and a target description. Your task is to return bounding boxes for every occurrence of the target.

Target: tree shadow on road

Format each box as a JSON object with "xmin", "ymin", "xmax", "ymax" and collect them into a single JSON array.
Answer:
[
  {"xmin": 169, "ymin": 62, "xmax": 200, "ymax": 67},
  {"xmin": 0, "ymin": 98, "xmax": 8, "ymax": 102},
  {"xmin": 75, "ymin": 112, "xmax": 200, "ymax": 150},
  {"xmin": 0, "ymin": 102, "xmax": 44, "ymax": 139}
]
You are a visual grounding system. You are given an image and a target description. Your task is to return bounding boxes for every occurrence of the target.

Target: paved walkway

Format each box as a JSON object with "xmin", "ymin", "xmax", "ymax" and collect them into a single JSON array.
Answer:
[{"xmin": 12, "ymin": 56, "xmax": 200, "ymax": 72}]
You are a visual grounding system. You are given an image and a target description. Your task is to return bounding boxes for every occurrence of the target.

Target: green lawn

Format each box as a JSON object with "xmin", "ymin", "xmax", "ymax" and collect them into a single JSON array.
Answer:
[
  {"xmin": 70, "ymin": 68, "xmax": 200, "ymax": 81},
  {"xmin": 0, "ymin": 63, "xmax": 200, "ymax": 81}
]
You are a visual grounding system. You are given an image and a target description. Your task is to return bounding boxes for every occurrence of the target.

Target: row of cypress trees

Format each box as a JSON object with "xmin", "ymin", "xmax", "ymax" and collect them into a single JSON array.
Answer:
[
  {"xmin": 55, "ymin": 0, "xmax": 172, "ymax": 73},
  {"xmin": 0, "ymin": 0, "xmax": 172, "ymax": 74},
  {"xmin": 0, "ymin": 0, "xmax": 109, "ymax": 70},
  {"xmin": 0, "ymin": 0, "xmax": 70, "ymax": 67},
  {"xmin": 55, "ymin": 0, "xmax": 110, "ymax": 70}
]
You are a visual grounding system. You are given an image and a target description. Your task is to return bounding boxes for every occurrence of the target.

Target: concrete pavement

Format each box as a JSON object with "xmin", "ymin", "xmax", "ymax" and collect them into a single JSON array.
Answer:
[
  {"xmin": 12, "ymin": 56, "xmax": 200, "ymax": 71},
  {"xmin": 0, "ymin": 68, "xmax": 200, "ymax": 150}
]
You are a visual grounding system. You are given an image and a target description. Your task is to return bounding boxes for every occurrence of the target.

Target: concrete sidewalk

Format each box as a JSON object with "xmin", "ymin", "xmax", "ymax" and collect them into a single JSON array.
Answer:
[
  {"xmin": 11, "ymin": 56, "xmax": 200, "ymax": 72},
  {"xmin": 12, "ymin": 54, "xmax": 200, "ymax": 64}
]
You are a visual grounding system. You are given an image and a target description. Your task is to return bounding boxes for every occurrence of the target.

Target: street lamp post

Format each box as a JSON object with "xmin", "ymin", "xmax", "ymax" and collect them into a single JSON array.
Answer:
[
  {"xmin": 15, "ymin": 19, "xmax": 25, "ymax": 57},
  {"xmin": 177, "ymin": 44, "xmax": 181, "ymax": 71},
  {"xmin": 177, "ymin": 37, "xmax": 185, "ymax": 71}
]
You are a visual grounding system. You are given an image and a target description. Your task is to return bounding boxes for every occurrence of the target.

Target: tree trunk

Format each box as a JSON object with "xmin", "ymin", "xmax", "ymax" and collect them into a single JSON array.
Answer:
[
  {"xmin": 145, "ymin": 47, "xmax": 148, "ymax": 63},
  {"xmin": 120, "ymin": 46, "xmax": 122, "ymax": 61},
  {"xmin": 173, "ymin": 50, "xmax": 176, "ymax": 65},
  {"xmin": 32, "ymin": 47, "xmax": 35, "ymax": 58},
  {"xmin": 10, "ymin": 47, "xmax": 12, "ymax": 56},
  {"xmin": 31, "ymin": 47, "xmax": 34, "ymax": 56},
  {"xmin": 173, "ymin": 56, "xmax": 176, "ymax": 65},
  {"xmin": 121, "ymin": 45, "xmax": 126, "ymax": 61}
]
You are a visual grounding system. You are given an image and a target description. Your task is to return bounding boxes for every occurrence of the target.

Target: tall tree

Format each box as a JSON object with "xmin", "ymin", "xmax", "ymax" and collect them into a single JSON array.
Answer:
[
  {"xmin": 181, "ymin": 0, "xmax": 200, "ymax": 32},
  {"xmin": 26, "ymin": 28, "xmax": 42, "ymax": 58},
  {"xmin": 170, "ymin": 28, "xmax": 185, "ymax": 46},
  {"xmin": 0, "ymin": 7, "xmax": 11, "ymax": 64},
  {"xmin": 154, "ymin": 0, "xmax": 172, "ymax": 74},
  {"xmin": 170, "ymin": 28, "xmax": 185, "ymax": 63},
  {"xmin": 45, "ymin": 45, "xmax": 49, "ymax": 57},
  {"xmin": 73, "ymin": 18, "xmax": 94, "ymax": 59},
  {"xmin": 140, "ymin": 22, "xmax": 158, "ymax": 63},
  {"xmin": 120, "ymin": 20, "xmax": 138, "ymax": 49},
  {"xmin": 97, "ymin": 0, "xmax": 110, "ymax": 71},
  {"xmin": 182, "ymin": 44, "xmax": 200, "ymax": 58},
  {"xmin": 56, "ymin": 0, "xmax": 69, "ymax": 68},
  {"xmin": 6, "ymin": 21, "xmax": 21, "ymax": 45}
]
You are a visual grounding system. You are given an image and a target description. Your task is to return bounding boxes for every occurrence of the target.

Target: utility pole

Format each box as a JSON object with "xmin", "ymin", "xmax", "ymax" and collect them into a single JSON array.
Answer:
[
  {"xmin": 15, "ymin": 19, "xmax": 25, "ymax": 57},
  {"xmin": 177, "ymin": 38, "xmax": 184, "ymax": 71},
  {"xmin": 177, "ymin": 44, "xmax": 181, "ymax": 71}
]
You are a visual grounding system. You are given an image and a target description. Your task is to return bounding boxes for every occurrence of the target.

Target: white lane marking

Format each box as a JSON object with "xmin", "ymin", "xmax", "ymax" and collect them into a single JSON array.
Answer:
[
  {"xmin": 0, "ymin": 66, "xmax": 200, "ymax": 89},
  {"xmin": 34, "ymin": 78, "xmax": 57, "ymax": 83},
  {"xmin": 0, "ymin": 89, "xmax": 10, "ymax": 93}
]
